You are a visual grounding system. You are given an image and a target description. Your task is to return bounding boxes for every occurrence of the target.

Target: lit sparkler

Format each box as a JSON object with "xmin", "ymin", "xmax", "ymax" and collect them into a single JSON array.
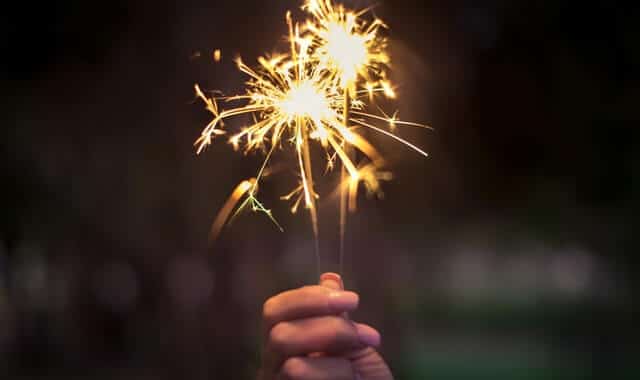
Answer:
[
  {"xmin": 302, "ymin": 0, "xmax": 390, "ymax": 91},
  {"xmin": 195, "ymin": 0, "xmax": 431, "ymax": 267}
]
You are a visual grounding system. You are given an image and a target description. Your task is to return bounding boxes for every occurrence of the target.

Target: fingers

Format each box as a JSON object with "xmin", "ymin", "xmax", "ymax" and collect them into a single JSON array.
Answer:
[
  {"xmin": 262, "ymin": 273, "xmax": 350, "ymax": 328},
  {"xmin": 278, "ymin": 357, "xmax": 354, "ymax": 380},
  {"xmin": 266, "ymin": 316, "xmax": 380, "ymax": 367},
  {"xmin": 263, "ymin": 286, "xmax": 358, "ymax": 329},
  {"xmin": 261, "ymin": 273, "xmax": 387, "ymax": 380}
]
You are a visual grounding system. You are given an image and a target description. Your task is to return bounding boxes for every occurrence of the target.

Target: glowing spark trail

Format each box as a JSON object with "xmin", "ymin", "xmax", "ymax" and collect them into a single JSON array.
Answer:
[{"xmin": 194, "ymin": 0, "xmax": 431, "ymax": 270}]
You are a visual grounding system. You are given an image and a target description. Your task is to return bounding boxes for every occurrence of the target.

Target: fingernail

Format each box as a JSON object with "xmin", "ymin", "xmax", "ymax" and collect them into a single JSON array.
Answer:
[
  {"xmin": 320, "ymin": 272, "xmax": 343, "ymax": 290},
  {"xmin": 356, "ymin": 324, "xmax": 381, "ymax": 347},
  {"xmin": 328, "ymin": 291, "xmax": 359, "ymax": 312}
]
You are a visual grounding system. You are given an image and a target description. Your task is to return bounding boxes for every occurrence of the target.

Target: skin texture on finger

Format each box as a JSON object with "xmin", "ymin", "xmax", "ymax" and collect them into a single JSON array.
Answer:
[
  {"xmin": 278, "ymin": 357, "xmax": 354, "ymax": 380},
  {"xmin": 263, "ymin": 286, "xmax": 359, "ymax": 329}
]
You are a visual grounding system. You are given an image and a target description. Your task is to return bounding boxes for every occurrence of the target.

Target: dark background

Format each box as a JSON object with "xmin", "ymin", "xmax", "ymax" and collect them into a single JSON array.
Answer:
[{"xmin": 1, "ymin": 0, "xmax": 638, "ymax": 379}]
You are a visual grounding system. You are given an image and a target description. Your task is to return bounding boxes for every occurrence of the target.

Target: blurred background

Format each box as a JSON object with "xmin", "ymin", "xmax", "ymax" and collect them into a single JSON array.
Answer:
[{"xmin": 1, "ymin": 0, "xmax": 638, "ymax": 378}]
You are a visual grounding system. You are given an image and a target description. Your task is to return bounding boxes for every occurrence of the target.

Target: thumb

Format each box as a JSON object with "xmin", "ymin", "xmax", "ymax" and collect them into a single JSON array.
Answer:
[
  {"xmin": 319, "ymin": 272, "xmax": 344, "ymax": 290},
  {"xmin": 320, "ymin": 273, "xmax": 348, "ymax": 319}
]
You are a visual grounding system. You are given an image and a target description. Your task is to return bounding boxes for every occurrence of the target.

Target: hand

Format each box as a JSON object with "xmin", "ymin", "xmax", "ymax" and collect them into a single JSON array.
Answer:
[{"xmin": 258, "ymin": 273, "xmax": 394, "ymax": 380}]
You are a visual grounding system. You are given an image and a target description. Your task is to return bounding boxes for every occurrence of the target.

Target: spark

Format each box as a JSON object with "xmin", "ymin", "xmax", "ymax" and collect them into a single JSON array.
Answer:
[
  {"xmin": 194, "ymin": 0, "xmax": 432, "ymax": 252},
  {"xmin": 303, "ymin": 0, "xmax": 389, "ymax": 90}
]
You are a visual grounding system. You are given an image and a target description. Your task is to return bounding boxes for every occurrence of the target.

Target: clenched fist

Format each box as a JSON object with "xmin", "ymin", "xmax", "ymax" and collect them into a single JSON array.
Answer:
[{"xmin": 258, "ymin": 273, "xmax": 394, "ymax": 380}]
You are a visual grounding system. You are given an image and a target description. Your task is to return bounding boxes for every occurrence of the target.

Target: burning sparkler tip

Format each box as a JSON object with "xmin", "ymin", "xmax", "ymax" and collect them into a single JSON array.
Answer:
[{"xmin": 196, "ymin": 0, "xmax": 431, "ymax": 241}]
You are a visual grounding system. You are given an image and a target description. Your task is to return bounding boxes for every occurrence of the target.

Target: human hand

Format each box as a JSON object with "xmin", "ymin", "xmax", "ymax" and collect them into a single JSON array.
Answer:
[{"xmin": 258, "ymin": 273, "xmax": 394, "ymax": 380}]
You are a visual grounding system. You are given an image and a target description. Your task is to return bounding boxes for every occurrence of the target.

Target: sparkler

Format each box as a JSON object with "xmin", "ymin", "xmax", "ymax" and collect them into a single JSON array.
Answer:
[{"xmin": 195, "ymin": 0, "xmax": 431, "ymax": 270}]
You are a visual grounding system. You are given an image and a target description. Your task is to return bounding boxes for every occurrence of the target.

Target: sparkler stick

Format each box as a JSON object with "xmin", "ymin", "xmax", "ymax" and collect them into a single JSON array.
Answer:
[
  {"xmin": 300, "ymin": 115, "xmax": 321, "ymax": 268},
  {"xmin": 339, "ymin": 89, "xmax": 351, "ymax": 273},
  {"xmin": 194, "ymin": 0, "xmax": 431, "ymax": 274}
]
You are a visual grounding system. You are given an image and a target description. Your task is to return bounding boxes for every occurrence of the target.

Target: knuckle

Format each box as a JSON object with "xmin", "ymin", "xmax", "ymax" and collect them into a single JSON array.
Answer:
[{"xmin": 280, "ymin": 357, "xmax": 308, "ymax": 380}]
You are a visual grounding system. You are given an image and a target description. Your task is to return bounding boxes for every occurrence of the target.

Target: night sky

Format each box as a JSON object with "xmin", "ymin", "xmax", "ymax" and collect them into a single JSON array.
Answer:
[{"xmin": 1, "ymin": 1, "xmax": 638, "ymax": 378}]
